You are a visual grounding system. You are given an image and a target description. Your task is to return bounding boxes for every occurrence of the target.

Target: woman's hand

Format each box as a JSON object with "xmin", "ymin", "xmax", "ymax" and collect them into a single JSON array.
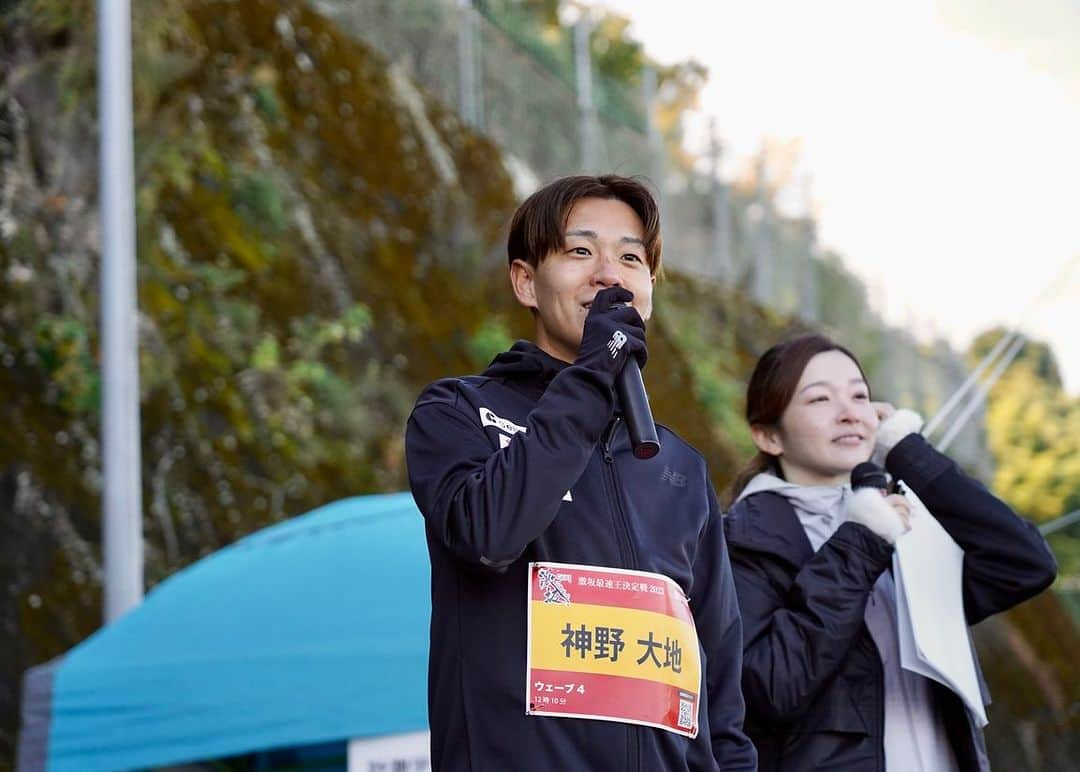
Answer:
[
  {"xmin": 871, "ymin": 408, "xmax": 925, "ymax": 466},
  {"xmin": 844, "ymin": 489, "xmax": 911, "ymax": 544},
  {"xmin": 871, "ymin": 401, "xmax": 896, "ymax": 424},
  {"xmin": 884, "ymin": 493, "xmax": 912, "ymax": 531}
]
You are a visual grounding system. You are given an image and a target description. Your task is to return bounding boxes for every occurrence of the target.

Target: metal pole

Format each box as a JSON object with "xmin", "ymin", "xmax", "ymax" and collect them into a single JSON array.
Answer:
[
  {"xmin": 457, "ymin": 0, "xmax": 475, "ymax": 126},
  {"xmin": 99, "ymin": 0, "xmax": 144, "ymax": 621},
  {"xmin": 923, "ymin": 328, "xmax": 1019, "ymax": 439},
  {"xmin": 642, "ymin": 64, "xmax": 664, "ymax": 194},
  {"xmin": 457, "ymin": 0, "xmax": 480, "ymax": 129},
  {"xmin": 472, "ymin": 6, "xmax": 484, "ymax": 132},
  {"xmin": 906, "ymin": 322, "xmax": 927, "ymax": 417},
  {"xmin": 751, "ymin": 151, "xmax": 772, "ymax": 306},
  {"xmin": 1041, "ymin": 509, "xmax": 1080, "ymax": 536},
  {"xmin": 574, "ymin": 16, "xmax": 597, "ymax": 172},
  {"xmin": 799, "ymin": 174, "xmax": 818, "ymax": 322},
  {"xmin": 936, "ymin": 333, "xmax": 1026, "ymax": 454},
  {"xmin": 708, "ymin": 117, "xmax": 732, "ymax": 284},
  {"xmin": 925, "ymin": 253, "xmax": 1080, "ymax": 439}
]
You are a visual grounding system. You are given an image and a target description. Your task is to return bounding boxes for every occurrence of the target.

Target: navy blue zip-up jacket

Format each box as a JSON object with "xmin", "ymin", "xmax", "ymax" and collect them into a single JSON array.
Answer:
[{"xmin": 406, "ymin": 341, "xmax": 756, "ymax": 771}]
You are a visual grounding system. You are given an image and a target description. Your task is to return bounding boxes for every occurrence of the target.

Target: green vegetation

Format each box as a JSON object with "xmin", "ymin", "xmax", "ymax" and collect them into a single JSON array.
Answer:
[
  {"xmin": 972, "ymin": 329, "xmax": 1080, "ymax": 577},
  {"xmin": 467, "ymin": 316, "xmax": 515, "ymax": 368},
  {"xmin": 1, "ymin": 1, "xmax": 1076, "ymax": 765}
]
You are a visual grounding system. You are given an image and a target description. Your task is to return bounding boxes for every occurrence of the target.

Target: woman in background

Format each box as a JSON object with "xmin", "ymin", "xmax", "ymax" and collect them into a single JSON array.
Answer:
[{"xmin": 723, "ymin": 333, "xmax": 1056, "ymax": 771}]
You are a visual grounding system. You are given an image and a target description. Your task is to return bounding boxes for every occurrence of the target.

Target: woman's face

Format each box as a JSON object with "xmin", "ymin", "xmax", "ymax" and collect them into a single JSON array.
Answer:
[{"xmin": 752, "ymin": 350, "xmax": 879, "ymax": 486}]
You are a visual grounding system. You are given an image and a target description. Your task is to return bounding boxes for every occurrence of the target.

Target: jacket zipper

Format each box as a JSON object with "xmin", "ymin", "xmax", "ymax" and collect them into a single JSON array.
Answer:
[
  {"xmin": 601, "ymin": 417, "xmax": 639, "ymax": 568},
  {"xmin": 601, "ymin": 417, "xmax": 641, "ymax": 772}
]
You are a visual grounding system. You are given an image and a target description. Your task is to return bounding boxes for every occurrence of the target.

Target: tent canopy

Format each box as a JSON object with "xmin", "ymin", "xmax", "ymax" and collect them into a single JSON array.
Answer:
[{"xmin": 19, "ymin": 493, "xmax": 431, "ymax": 772}]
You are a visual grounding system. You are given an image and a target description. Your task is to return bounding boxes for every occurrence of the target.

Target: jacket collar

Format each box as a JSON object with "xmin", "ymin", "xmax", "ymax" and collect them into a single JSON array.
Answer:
[{"xmin": 725, "ymin": 491, "xmax": 814, "ymax": 568}]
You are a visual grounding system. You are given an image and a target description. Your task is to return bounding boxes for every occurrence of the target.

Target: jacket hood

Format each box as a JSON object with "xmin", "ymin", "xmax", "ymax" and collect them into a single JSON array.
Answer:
[
  {"xmin": 736, "ymin": 472, "xmax": 848, "ymax": 508},
  {"xmin": 736, "ymin": 472, "xmax": 850, "ymax": 552},
  {"xmin": 482, "ymin": 340, "xmax": 569, "ymax": 384}
]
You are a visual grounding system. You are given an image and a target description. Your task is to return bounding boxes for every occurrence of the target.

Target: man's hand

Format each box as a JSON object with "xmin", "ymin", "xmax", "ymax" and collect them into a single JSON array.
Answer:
[{"xmin": 575, "ymin": 287, "xmax": 647, "ymax": 381}]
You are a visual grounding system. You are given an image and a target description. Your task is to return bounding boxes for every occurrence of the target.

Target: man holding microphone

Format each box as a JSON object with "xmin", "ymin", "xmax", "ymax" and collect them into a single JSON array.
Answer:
[{"xmin": 406, "ymin": 175, "xmax": 755, "ymax": 770}]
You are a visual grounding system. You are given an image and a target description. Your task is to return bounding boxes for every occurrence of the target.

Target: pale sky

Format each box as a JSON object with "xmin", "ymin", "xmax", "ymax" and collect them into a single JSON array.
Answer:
[{"xmin": 596, "ymin": 0, "xmax": 1080, "ymax": 392}]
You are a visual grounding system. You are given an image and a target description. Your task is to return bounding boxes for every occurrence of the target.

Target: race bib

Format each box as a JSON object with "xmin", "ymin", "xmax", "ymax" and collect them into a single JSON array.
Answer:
[{"xmin": 525, "ymin": 562, "xmax": 702, "ymax": 738}]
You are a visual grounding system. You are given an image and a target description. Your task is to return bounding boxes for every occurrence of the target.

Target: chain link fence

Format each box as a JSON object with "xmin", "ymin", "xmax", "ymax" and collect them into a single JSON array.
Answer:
[{"xmin": 313, "ymin": 0, "xmax": 986, "ymax": 471}]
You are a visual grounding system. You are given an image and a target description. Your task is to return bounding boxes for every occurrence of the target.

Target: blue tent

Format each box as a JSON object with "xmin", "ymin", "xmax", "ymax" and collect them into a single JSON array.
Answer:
[{"xmin": 18, "ymin": 493, "xmax": 431, "ymax": 771}]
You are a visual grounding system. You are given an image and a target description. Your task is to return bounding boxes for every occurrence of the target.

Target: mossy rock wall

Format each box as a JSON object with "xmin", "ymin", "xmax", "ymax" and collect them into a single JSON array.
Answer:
[{"xmin": 0, "ymin": 0, "xmax": 1075, "ymax": 766}]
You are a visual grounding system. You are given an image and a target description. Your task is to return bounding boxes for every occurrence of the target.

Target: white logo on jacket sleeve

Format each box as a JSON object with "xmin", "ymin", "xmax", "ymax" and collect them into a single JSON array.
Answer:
[
  {"xmin": 479, "ymin": 407, "xmax": 527, "ymax": 435},
  {"xmin": 607, "ymin": 330, "xmax": 627, "ymax": 358},
  {"xmin": 482, "ymin": 408, "xmax": 569, "ymax": 500}
]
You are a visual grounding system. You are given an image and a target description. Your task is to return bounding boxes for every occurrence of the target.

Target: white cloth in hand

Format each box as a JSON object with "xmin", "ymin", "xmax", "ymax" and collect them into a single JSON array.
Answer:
[
  {"xmin": 872, "ymin": 409, "xmax": 924, "ymax": 467},
  {"xmin": 845, "ymin": 488, "xmax": 908, "ymax": 545}
]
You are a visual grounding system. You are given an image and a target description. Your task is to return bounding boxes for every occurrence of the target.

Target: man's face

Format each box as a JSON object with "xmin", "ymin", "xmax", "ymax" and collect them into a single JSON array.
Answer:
[{"xmin": 510, "ymin": 197, "xmax": 655, "ymax": 363}]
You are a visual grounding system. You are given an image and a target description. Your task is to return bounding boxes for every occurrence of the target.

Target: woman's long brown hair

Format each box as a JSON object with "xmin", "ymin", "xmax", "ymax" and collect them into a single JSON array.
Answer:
[{"xmin": 726, "ymin": 334, "xmax": 869, "ymax": 507}]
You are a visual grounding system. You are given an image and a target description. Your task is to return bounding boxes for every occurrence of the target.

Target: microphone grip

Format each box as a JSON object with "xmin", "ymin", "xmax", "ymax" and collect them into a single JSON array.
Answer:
[{"xmin": 616, "ymin": 357, "xmax": 660, "ymax": 460}]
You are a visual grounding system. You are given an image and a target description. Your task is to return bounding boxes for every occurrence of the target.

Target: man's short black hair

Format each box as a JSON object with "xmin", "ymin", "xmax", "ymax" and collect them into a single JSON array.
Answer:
[{"xmin": 507, "ymin": 175, "xmax": 663, "ymax": 276}]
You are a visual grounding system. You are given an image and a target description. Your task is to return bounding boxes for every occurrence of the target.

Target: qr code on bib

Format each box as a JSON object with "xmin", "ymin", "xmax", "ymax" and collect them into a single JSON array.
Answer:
[{"xmin": 677, "ymin": 698, "xmax": 694, "ymax": 729}]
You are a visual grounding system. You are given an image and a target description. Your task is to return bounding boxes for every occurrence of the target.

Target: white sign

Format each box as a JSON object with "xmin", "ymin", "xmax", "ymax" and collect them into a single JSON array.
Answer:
[
  {"xmin": 894, "ymin": 487, "xmax": 987, "ymax": 726},
  {"xmin": 347, "ymin": 731, "xmax": 430, "ymax": 772}
]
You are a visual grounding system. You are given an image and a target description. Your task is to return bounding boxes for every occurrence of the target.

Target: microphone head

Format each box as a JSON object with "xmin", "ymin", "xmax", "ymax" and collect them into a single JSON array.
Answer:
[
  {"xmin": 851, "ymin": 461, "xmax": 888, "ymax": 491},
  {"xmin": 633, "ymin": 440, "xmax": 660, "ymax": 460}
]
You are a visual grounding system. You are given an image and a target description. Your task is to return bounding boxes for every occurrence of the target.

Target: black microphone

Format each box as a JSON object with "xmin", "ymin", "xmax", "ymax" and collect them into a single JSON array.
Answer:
[
  {"xmin": 616, "ymin": 357, "xmax": 660, "ymax": 459},
  {"xmin": 851, "ymin": 461, "xmax": 888, "ymax": 492}
]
